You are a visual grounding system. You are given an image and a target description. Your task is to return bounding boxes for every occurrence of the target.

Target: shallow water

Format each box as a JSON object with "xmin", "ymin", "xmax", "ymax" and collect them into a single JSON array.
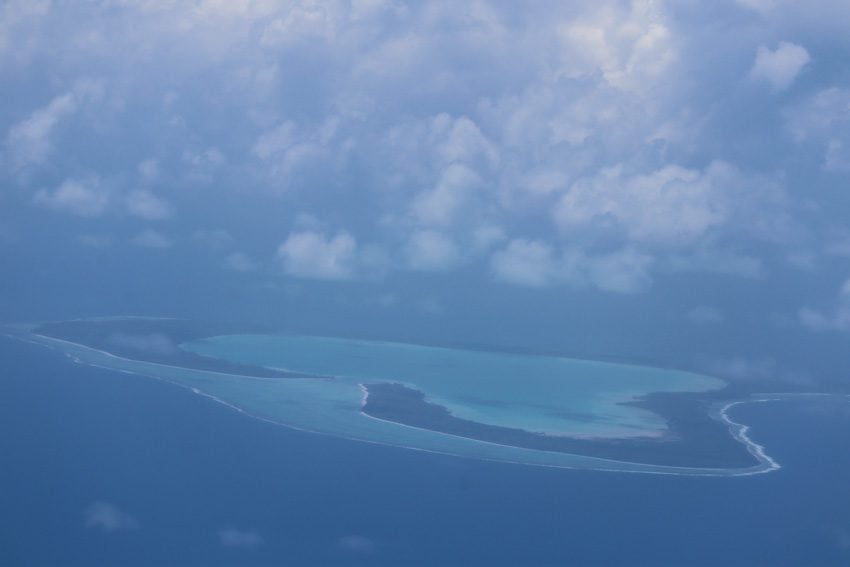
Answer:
[{"xmin": 184, "ymin": 334, "xmax": 723, "ymax": 438}]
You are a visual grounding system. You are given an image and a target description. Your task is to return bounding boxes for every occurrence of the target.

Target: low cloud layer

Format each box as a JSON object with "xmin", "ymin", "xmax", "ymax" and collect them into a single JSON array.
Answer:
[
  {"xmin": 83, "ymin": 501, "xmax": 138, "ymax": 533},
  {"xmin": 338, "ymin": 534, "xmax": 376, "ymax": 554},
  {"xmin": 219, "ymin": 527, "xmax": 263, "ymax": 548},
  {"xmin": 1, "ymin": 0, "xmax": 850, "ymax": 355},
  {"xmin": 750, "ymin": 42, "xmax": 810, "ymax": 91},
  {"xmin": 278, "ymin": 230, "xmax": 358, "ymax": 280},
  {"xmin": 106, "ymin": 333, "xmax": 178, "ymax": 356}
]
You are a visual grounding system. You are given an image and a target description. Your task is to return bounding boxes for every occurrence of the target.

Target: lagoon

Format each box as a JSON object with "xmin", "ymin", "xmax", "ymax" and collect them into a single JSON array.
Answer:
[{"xmin": 183, "ymin": 334, "xmax": 723, "ymax": 439}]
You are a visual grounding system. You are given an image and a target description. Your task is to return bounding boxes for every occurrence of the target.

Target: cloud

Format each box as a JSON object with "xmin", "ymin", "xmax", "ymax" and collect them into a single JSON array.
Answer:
[
  {"xmin": 252, "ymin": 121, "xmax": 296, "ymax": 160},
  {"xmin": 219, "ymin": 528, "xmax": 263, "ymax": 548},
  {"xmin": 750, "ymin": 42, "xmax": 810, "ymax": 91},
  {"xmin": 733, "ymin": 0, "xmax": 850, "ymax": 39},
  {"xmin": 224, "ymin": 252, "xmax": 257, "ymax": 272},
  {"xmin": 251, "ymin": 120, "xmax": 334, "ymax": 187},
  {"xmin": 338, "ymin": 535, "xmax": 375, "ymax": 554},
  {"xmin": 556, "ymin": 0, "xmax": 676, "ymax": 93},
  {"xmin": 125, "ymin": 190, "xmax": 174, "ymax": 220},
  {"xmin": 411, "ymin": 163, "xmax": 482, "ymax": 227},
  {"xmin": 830, "ymin": 526, "xmax": 850, "ymax": 552},
  {"xmin": 78, "ymin": 234, "xmax": 113, "ymax": 249},
  {"xmin": 699, "ymin": 353, "xmax": 813, "ymax": 387},
  {"xmin": 0, "ymin": 0, "xmax": 836, "ymax": 300},
  {"xmin": 548, "ymin": 160, "xmax": 793, "ymax": 286},
  {"xmin": 825, "ymin": 139, "xmax": 850, "ymax": 173},
  {"xmin": 84, "ymin": 501, "xmax": 138, "ymax": 533},
  {"xmin": 181, "ymin": 147, "xmax": 225, "ymax": 184},
  {"xmin": 132, "ymin": 229, "xmax": 172, "ymax": 249},
  {"xmin": 668, "ymin": 250, "xmax": 765, "ymax": 278},
  {"xmin": 137, "ymin": 159, "xmax": 159, "ymax": 181},
  {"xmin": 491, "ymin": 239, "xmax": 557, "ymax": 288},
  {"xmin": 260, "ymin": 2, "xmax": 342, "ymax": 46},
  {"xmin": 35, "ymin": 180, "xmax": 175, "ymax": 223},
  {"xmin": 585, "ymin": 248, "xmax": 653, "ymax": 293},
  {"xmin": 105, "ymin": 332, "xmax": 178, "ymax": 356},
  {"xmin": 4, "ymin": 80, "xmax": 102, "ymax": 169},
  {"xmin": 554, "ymin": 163, "xmax": 731, "ymax": 247},
  {"xmin": 278, "ymin": 230, "xmax": 357, "ymax": 280},
  {"xmin": 785, "ymin": 88, "xmax": 850, "ymax": 141},
  {"xmin": 704, "ymin": 355, "xmax": 777, "ymax": 382},
  {"xmin": 34, "ymin": 178, "xmax": 110, "ymax": 217},
  {"xmin": 192, "ymin": 228, "xmax": 234, "ymax": 250},
  {"xmin": 471, "ymin": 224, "xmax": 506, "ymax": 251},
  {"xmin": 435, "ymin": 115, "xmax": 498, "ymax": 168},
  {"xmin": 736, "ymin": 0, "xmax": 776, "ymax": 12},
  {"xmin": 34, "ymin": 177, "xmax": 175, "ymax": 223},
  {"xmin": 0, "ymin": 1, "xmax": 51, "ymax": 65},
  {"xmin": 785, "ymin": 88, "xmax": 850, "ymax": 172},
  {"xmin": 406, "ymin": 230, "xmax": 459, "ymax": 271},
  {"xmin": 5, "ymin": 93, "xmax": 76, "ymax": 169},
  {"xmin": 687, "ymin": 305, "xmax": 725, "ymax": 324},
  {"xmin": 491, "ymin": 240, "xmax": 653, "ymax": 293},
  {"xmin": 799, "ymin": 279, "xmax": 850, "ymax": 332}
]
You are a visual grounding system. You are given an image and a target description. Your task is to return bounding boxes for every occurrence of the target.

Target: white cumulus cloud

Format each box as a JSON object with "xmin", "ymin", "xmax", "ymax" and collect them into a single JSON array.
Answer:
[
  {"xmin": 106, "ymin": 332, "xmax": 178, "ymax": 356},
  {"xmin": 132, "ymin": 228, "xmax": 172, "ymax": 249},
  {"xmin": 556, "ymin": 0, "xmax": 676, "ymax": 93},
  {"xmin": 750, "ymin": 41, "xmax": 810, "ymax": 91},
  {"xmin": 225, "ymin": 251, "xmax": 257, "ymax": 272},
  {"xmin": 554, "ymin": 163, "xmax": 730, "ymax": 247},
  {"xmin": 84, "ymin": 501, "xmax": 138, "ymax": 533},
  {"xmin": 491, "ymin": 240, "xmax": 653, "ymax": 293},
  {"xmin": 125, "ymin": 189, "xmax": 173, "ymax": 220},
  {"xmin": 799, "ymin": 278, "xmax": 850, "ymax": 332},
  {"xmin": 491, "ymin": 239, "xmax": 557, "ymax": 287},
  {"xmin": 278, "ymin": 230, "xmax": 357, "ymax": 280},
  {"xmin": 687, "ymin": 305, "xmax": 725, "ymax": 324},
  {"xmin": 584, "ymin": 247, "xmax": 653, "ymax": 293},
  {"xmin": 4, "ymin": 80, "xmax": 102, "ymax": 169},
  {"xmin": 412, "ymin": 164, "xmax": 482, "ymax": 227},
  {"xmin": 338, "ymin": 534, "xmax": 375, "ymax": 554},
  {"xmin": 406, "ymin": 229, "xmax": 460, "ymax": 271},
  {"xmin": 34, "ymin": 178, "xmax": 109, "ymax": 217},
  {"xmin": 5, "ymin": 93, "xmax": 75, "ymax": 168},
  {"xmin": 219, "ymin": 528, "xmax": 263, "ymax": 548}
]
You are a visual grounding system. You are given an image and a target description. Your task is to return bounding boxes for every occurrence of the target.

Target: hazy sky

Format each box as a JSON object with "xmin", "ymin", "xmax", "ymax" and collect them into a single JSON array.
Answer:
[{"xmin": 2, "ymin": 1, "xmax": 850, "ymax": 386}]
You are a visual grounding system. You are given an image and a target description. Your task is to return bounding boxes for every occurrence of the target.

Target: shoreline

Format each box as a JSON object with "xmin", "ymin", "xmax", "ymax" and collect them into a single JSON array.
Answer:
[
  {"xmin": 354, "ymin": 381, "xmax": 784, "ymax": 476},
  {"xmin": 358, "ymin": 381, "xmax": 779, "ymax": 472},
  {"xmin": 28, "ymin": 332, "xmax": 302, "ymax": 383},
  {"xmin": 715, "ymin": 399, "xmax": 781, "ymax": 473}
]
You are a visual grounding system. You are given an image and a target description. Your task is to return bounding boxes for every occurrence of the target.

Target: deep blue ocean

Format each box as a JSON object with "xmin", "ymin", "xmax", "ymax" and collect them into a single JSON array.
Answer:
[{"xmin": 2, "ymin": 335, "xmax": 850, "ymax": 566}]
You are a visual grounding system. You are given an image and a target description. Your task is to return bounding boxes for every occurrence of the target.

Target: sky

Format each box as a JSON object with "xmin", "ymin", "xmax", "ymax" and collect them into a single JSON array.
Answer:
[{"xmin": 2, "ymin": 0, "xmax": 850, "ymax": 389}]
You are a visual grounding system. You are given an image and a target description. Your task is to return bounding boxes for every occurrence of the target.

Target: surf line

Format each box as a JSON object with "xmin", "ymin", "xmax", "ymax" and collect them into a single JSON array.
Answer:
[
  {"xmin": 716, "ymin": 398, "xmax": 782, "ymax": 473},
  {"xmin": 357, "ymin": 384, "xmax": 779, "ymax": 477}
]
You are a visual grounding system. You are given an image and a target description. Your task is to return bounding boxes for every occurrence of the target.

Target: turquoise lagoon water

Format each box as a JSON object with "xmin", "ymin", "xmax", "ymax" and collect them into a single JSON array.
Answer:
[
  {"xmin": 183, "ymin": 334, "xmax": 723, "ymax": 438},
  {"xmin": 19, "ymin": 329, "xmax": 765, "ymax": 475}
]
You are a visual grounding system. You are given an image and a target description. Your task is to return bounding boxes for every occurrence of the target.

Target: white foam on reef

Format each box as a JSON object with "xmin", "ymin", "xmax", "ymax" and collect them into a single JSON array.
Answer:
[
  {"xmin": 56, "ymin": 315, "xmax": 179, "ymax": 323},
  {"xmin": 355, "ymin": 383, "xmax": 794, "ymax": 477},
  {"xmin": 29, "ymin": 333, "xmax": 288, "ymax": 383},
  {"xmin": 716, "ymin": 399, "xmax": 782, "ymax": 474}
]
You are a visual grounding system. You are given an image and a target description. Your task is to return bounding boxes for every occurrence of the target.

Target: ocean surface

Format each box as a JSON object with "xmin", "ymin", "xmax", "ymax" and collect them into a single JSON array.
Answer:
[{"xmin": 2, "ymin": 335, "xmax": 850, "ymax": 566}]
